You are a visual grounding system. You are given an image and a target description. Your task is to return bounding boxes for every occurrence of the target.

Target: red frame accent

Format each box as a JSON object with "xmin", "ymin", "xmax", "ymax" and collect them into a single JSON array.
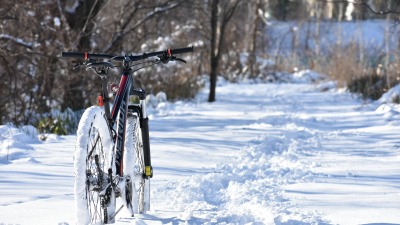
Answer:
[
  {"xmin": 97, "ymin": 95, "xmax": 104, "ymax": 106},
  {"xmin": 111, "ymin": 74, "xmax": 129, "ymax": 119}
]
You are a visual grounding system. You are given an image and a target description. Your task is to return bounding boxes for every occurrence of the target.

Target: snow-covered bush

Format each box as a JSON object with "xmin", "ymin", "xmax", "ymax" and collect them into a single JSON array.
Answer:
[
  {"xmin": 348, "ymin": 73, "xmax": 400, "ymax": 100},
  {"xmin": 33, "ymin": 108, "xmax": 83, "ymax": 136}
]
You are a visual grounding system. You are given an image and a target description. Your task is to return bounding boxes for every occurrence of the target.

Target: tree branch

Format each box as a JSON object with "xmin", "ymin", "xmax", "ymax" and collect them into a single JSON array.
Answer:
[
  {"xmin": 223, "ymin": 0, "xmax": 241, "ymax": 23},
  {"xmin": 103, "ymin": 1, "xmax": 183, "ymax": 53},
  {"xmin": 0, "ymin": 34, "xmax": 34, "ymax": 49}
]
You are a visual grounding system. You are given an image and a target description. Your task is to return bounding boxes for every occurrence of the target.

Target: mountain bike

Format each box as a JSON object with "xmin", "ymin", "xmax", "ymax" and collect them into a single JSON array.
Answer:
[{"xmin": 61, "ymin": 46, "xmax": 193, "ymax": 224}]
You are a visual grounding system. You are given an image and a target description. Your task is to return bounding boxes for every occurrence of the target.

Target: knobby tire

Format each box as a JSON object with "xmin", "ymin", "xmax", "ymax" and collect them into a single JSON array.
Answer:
[
  {"xmin": 74, "ymin": 106, "xmax": 115, "ymax": 225},
  {"xmin": 124, "ymin": 112, "xmax": 150, "ymax": 214}
]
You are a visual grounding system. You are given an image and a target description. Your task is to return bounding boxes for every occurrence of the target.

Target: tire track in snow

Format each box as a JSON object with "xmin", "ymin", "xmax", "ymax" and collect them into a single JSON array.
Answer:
[{"xmin": 145, "ymin": 82, "xmax": 400, "ymax": 225}]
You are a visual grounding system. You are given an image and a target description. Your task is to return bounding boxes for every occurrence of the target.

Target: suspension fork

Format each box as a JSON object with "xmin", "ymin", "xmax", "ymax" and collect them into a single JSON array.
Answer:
[
  {"xmin": 132, "ymin": 89, "xmax": 153, "ymax": 179},
  {"xmin": 141, "ymin": 100, "xmax": 153, "ymax": 179}
]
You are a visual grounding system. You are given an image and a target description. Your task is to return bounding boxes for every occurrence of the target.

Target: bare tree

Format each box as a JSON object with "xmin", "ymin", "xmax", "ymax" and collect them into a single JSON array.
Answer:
[
  {"xmin": 246, "ymin": 0, "xmax": 262, "ymax": 78},
  {"xmin": 102, "ymin": 0, "xmax": 184, "ymax": 53},
  {"xmin": 0, "ymin": 1, "xmax": 70, "ymax": 124},
  {"xmin": 208, "ymin": 0, "xmax": 241, "ymax": 102}
]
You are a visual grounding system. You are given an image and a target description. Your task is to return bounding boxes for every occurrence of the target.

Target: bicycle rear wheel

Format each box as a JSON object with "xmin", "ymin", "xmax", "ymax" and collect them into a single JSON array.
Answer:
[
  {"xmin": 124, "ymin": 112, "xmax": 150, "ymax": 214},
  {"xmin": 74, "ymin": 106, "xmax": 115, "ymax": 224}
]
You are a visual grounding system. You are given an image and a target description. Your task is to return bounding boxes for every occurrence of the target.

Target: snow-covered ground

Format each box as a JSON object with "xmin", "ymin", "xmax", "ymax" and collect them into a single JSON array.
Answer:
[{"xmin": 1, "ymin": 72, "xmax": 400, "ymax": 225}]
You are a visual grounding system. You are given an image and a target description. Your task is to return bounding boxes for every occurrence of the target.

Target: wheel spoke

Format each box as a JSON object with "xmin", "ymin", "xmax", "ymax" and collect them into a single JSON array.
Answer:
[{"xmin": 88, "ymin": 134, "xmax": 100, "ymax": 159}]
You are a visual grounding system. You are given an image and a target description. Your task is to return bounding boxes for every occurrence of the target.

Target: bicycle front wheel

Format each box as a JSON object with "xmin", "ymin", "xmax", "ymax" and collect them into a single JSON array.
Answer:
[
  {"xmin": 74, "ymin": 106, "xmax": 115, "ymax": 224},
  {"xmin": 124, "ymin": 112, "xmax": 150, "ymax": 215}
]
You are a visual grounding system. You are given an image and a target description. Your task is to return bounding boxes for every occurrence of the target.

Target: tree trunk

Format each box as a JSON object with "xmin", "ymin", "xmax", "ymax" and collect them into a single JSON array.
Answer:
[
  {"xmin": 208, "ymin": 0, "xmax": 240, "ymax": 102},
  {"xmin": 64, "ymin": 0, "xmax": 108, "ymax": 50},
  {"xmin": 208, "ymin": 0, "xmax": 219, "ymax": 102},
  {"xmin": 247, "ymin": 0, "xmax": 261, "ymax": 78}
]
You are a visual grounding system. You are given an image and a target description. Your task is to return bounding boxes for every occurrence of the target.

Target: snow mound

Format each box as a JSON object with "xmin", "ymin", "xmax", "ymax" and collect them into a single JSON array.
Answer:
[
  {"xmin": 146, "ymin": 91, "xmax": 179, "ymax": 117},
  {"xmin": 379, "ymin": 83, "xmax": 400, "ymax": 104},
  {"xmin": 375, "ymin": 104, "xmax": 400, "ymax": 122},
  {"xmin": 292, "ymin": 70, "xmax": 325, "ymax": 83},
  {"xmin": 376, "ymin": 84, "xmax": 400, "ymax": 121},
  {"xmin": 0, "ymin": 125, "xmax": 40, "ymax": 163}
]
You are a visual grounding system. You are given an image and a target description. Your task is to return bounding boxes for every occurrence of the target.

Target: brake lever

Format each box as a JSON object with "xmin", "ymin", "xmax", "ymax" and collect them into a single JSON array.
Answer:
[
  {"xmin": 158, "ymin": 54, "xmax": 186, "ymax": 64},
  {"xmin": 73, "ymin": 59, "xmax": 97, "ymax": 70},
  {"xmin": 171, "ymin": 56, "xmax": 186, "ymax": 63},
  {"xmin": 73, "ymin": 62, "xmax": 85, "ymax": 70}
]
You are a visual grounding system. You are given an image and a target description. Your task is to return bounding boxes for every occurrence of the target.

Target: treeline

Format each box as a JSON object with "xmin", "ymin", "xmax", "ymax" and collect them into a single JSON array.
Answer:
[{"xmin": 1, "ymin": 0, "xmax": 399, "ymax": 127}]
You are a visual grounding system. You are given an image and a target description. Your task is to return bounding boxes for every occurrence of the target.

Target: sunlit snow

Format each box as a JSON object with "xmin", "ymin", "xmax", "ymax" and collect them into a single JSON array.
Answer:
[{"xmin": 1, "ymin": 71, "xmax": 400, "ymax": 224}]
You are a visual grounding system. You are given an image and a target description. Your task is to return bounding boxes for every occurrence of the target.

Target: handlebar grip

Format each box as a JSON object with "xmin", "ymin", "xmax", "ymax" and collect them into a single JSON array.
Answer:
[
  {"xmin": 61, "ymin": 52, "xmax": 87, "ymax": 59},
  {"xmin": 170, "ymin": 46, "xmax": 194, "ymax": 55}
]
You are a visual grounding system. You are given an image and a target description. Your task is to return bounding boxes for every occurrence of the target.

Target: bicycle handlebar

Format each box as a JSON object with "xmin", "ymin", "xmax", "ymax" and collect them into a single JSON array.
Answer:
[
  {"xmin": 61, "ymin": 52, "xmax": 114, "ymax": 60},
  {"xmin": 61, "ymin": 46, "xmax": 194, "ymax": 61}
]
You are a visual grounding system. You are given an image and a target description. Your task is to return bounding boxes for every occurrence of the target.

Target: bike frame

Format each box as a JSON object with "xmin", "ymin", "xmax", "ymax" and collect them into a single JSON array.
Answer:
[{"xmin": 101, "ymin": 65, "xmax": 152, "ymax": 178}]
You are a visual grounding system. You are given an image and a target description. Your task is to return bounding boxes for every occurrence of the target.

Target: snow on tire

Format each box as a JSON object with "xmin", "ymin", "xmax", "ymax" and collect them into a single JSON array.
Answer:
[{"xmin": 74, "ymin": 106, "xmax": 114, "ymax": 224}]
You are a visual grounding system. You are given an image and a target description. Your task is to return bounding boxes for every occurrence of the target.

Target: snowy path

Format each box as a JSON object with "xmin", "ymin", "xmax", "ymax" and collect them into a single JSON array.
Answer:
[{"xmin": 1, "ymin": 80, "xmax": 400, "ymax": 224}]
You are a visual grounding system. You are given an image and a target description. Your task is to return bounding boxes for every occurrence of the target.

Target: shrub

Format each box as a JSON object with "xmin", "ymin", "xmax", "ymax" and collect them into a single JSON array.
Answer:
[
  {"xmin": 348, "ymin": 74, "xmax": 400, "ymax": 100},
  {"xmin": 37, "ymin": 117, "xmax": 67, "ymax": 136},
  {"xmin": 34, "ymin": 108, "xmax": 83, "ymax": 137}
]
